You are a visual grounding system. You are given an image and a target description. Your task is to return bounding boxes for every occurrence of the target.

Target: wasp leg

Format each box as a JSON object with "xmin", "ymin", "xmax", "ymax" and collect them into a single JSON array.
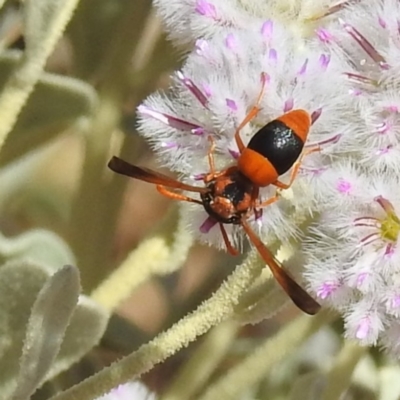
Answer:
[
  {"xmin": 207, "ymin": 135, "xmax": 217, "ymax": 175},
  {"xmin": 203, "ymin": 136, "xmax": 239, "ymax": 183},
  {"xmin": 257, "ymin": 193, "xmax": 280, "ymax": 207},
  {"xmin": 234, "ymin": 72, "xmax": 268, "ymax": 153},
  {"xmin": 274, "ymin": 146, "xmax": 321, "ymax": 190},
  {"xmin": 219, "ymin": 223, "xmax": 239, "ymax": 256},
  {"xmin": 156, "ymin": 185, "xmax": 203, "ymax": 204}
]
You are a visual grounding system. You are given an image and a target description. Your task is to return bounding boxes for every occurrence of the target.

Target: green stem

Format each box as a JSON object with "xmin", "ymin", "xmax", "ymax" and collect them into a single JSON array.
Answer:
[
  {"xmin": 0, "ymin": 0, "xmax": 80, "ymax": 154},
  {"xmin": 68, "ymin": 0, "xmax": 152, "ymax": 290},
  {"xmin": 320, "ymin": 340, "xmax": 366, "ymax": 400},
  {"xmin": 199, "ymin": 310, "xmax": 336, "ymax": 400},
  {"xmin": 161, "ymin": 320, "xmax": 239, "ymax": 400},
  {"xmin": 48, "ymin": 251, "xmax": 264, "ymax": 400},
  {"xmin": 90, "ymin": 206, "xmax": 193, "ymax": 311}
]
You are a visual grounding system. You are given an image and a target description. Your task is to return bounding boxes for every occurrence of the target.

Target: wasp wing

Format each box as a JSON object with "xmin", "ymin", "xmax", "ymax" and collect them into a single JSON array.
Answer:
[
  {"xmin": 108, "ymin": 156, "xmax": 206, "ymax": 193},
  {"xmin": 241, "ymin": 218, "xmax": 321, "ymax": 315}
]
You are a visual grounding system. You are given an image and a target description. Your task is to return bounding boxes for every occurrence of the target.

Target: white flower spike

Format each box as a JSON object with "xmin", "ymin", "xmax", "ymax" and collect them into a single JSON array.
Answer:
[{"xmin": 95, "ymin": 381, "xmax": 157, "ymax": 400}]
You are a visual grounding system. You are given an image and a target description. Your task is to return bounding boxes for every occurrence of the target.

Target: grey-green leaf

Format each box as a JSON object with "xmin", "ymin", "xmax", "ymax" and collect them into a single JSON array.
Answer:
[
  {"xmin": 45, "ymin": 295, "xmax": 109, "ymax": 382},
  {"xmin": 0, "ymin": 229, "xmax": 76, "ymax": 270},
  {"xmin": 11, "ymin": 265, "xmax": 80, "ymax": 400},
  {"xmin": 0, "ymin": 51, "xmax": 96, "ymax": 166},
  {"xmin": 0, "ymin": 261, "xmax": 110, "ymax": 400},
  {"xmin": 0, "ymin": 261, "xmax": 54, "ymax": 398}
]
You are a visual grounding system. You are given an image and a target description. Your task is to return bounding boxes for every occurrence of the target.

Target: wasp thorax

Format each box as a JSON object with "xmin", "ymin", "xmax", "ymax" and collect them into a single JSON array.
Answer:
[{"xmin": 200, "ymin": 170, "xmax": 254, "ymax": 224}]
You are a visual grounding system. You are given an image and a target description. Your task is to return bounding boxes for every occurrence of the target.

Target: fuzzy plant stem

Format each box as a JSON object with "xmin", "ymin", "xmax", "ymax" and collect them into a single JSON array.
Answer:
[
  {"xmin": 0, "ymin": 0, "xmax": 80, "ymax": 154},
  {"xmin": 198, "ymin": 309, "xmax": 335, "ymax": 400},
  {"xmin": 320, "ymin": 340, "xmax": 366, "ymax": 400},
  {"xmin": 68, "ymin": 0, "xmax": 152, "ymax": 290},
  {"xmin": 90, "ymin": 207, "xmax": 193, "ymax": 311},
  {"xmin": 48, "ymin": 250, "xmax": 264, "ymax": 400},
  {"xmin": 161, "ymin": 320, "xmax": 239, "ymax": 400}
]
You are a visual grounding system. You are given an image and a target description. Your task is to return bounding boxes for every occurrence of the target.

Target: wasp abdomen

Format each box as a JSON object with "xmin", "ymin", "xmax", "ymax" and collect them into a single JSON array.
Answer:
[{"xmin": 248, "ymin": 120, "xmax": 304, "ymax": 175}]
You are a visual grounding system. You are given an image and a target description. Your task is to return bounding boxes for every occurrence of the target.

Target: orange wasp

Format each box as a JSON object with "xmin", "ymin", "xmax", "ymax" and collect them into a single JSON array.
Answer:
[{"xmin": 109, "ymin": 76, "xmax": 321, "ymax": 315}]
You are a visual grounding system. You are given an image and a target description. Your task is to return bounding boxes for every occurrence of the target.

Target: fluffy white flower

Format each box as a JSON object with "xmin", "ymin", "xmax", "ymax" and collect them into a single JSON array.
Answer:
[
  {"xmin": 138, "ymin": 23, "xmax": 350, "ymax": 249},
  {"xmin": 96, "ymin": 382, "xmax": 157, "ymax": 400},
  {"xmin": 298, "ymin": 0, "xmax": 400, "ymax": 355},
  {"xmin": 305, "ymin": 168, "xmax": 400, "ymax": 347},
  {"xmin": 154, "ymin": 0, "xmax": 349, "ymax": 48},
  {"xmin": 134, "ymin": 0, "xmax": 400, "ymax": 356},
  {"xmin": 318, "ymin": 0, "xmax": 400, "ymax": 175}
]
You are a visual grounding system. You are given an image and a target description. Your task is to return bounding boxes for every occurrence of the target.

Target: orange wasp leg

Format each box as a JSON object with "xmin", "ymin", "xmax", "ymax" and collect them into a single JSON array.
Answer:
[
  {"xmin": 207, "ymin": 135, "xmax": 217, "ymax": 175},
  {"xmin": 257, "ymin": 193, "xmax": 280, "ymax": 208},
  {"xmin": 219, "ymin": 223, "xmax": 239, "ymax": 256},
  {"xmin": 273, "ymin": 146, "xmax": 321, "ymax": 190},
  {"xmin": 204, "ymin": 136, "xmax": 238, "ymax": 183},
  {"xmin": 240, "ymin": 217, "xmax": 321, "ymax": 315},
  {"xmin": 234, "ymin": 72, "xmax": 268, "ymax": 154},
  {"xmin": 156, "ymin": 185, "xmax": 203, "ymax": 204}
]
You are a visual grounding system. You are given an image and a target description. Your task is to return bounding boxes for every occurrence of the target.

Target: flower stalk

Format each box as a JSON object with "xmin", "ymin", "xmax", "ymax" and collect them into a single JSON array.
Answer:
[{"xmin": 49, "ymin": 250, "xmax": 264, "ymax": 400}]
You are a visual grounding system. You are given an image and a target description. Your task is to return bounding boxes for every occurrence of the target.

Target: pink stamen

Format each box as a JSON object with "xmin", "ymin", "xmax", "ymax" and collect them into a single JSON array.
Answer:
[
  {"xmin": 300, "ymin": 166, "xmax": 328, "ymax": 176},
  {"xmin": 283, "ymin": 98, "xmax": 294, "ymax": 112},
  {"xmin": 268, "ymin": 48, "xmax": 277, "ymax": 62},
  {"xmin": 349, "ymin": 88, "xmax": 363, "ymax": 96},
  {"xmin": 353, "ymin": 222, "xmax": 379, "ymax": 228},
  {"xmin": 376, "ymin": 146, "xmax": 392, "ymax": 155},
  {"xmin": 385, "ymin": 105, "xmax": 399, "ymax": 113},
  {"xmin": 305, "ymin": 133, "xmax": 341, "ymax": 148},
  {"xmin": 138, "ymin": 105, "xmax": 203, "ymax": 132},
  {"xmin": 376, "ymin": 121, "xmax": 390, "ymax": 134},
  {"xmin": 229, "ymin": 149, "xmax": 240, "ymax": 159},
  {"xmin": 199, "ymin": 216, "xmax": 218, "ymax": 233},
  {"xmin": 192, "ymin": 173, "xmax": 206, "ymax": 181},
  {"xmin": 161, "ymin": 142, "xmax": 179, "ymax": 149},
  {"xmin": 354, "ymin": 216, "xmax": 380, "ymax": 223},
  {"xmin": 226, "ymin": 98, "xmax": 238, "ymax": 111},
  {"xmin": 298, "ymin": 59, "xmax": 308, "ymax": 75},
  {"xmin": 319, "ymin": 54, "xmax": 331, "ymax": 70},
  {"xmin": 378, "ymin": 16, "xmax": 387, "ymax": 29},
  {"xmin": 191, "ymin": 127, "xmax": 205, "ymax": 136},
  {"xmin": 356, "ymin": 272, "xmax": 368, "ymax": 286},
  {"xmin": 375, "ymin": 196, "xmax": 395, "ymax": 214},
  {"xmin": 336, "ymin": 178, "xmax": 352, "ymax": 194},
  {"xmin": 356, "ymin": 318, "xmax": 370, "ymax": 339},
  {"xmin": 391, "ymin": 295, "xmax": 400, "ymax": 308},
  {"xmin": 314, "ymin": 1, "xmax": 354, "ymax": 20},
  {"xmin": 311, "ymin": 108, "xmax": 322, "ymax": 124},
  {"xmin": 345, "ymin": 72, "xmax": 377, "ymax": 86},
  {"xmin": 225, "ymin": 33, "xmax": 237, "ymax": 51},
  {"xmin": 195, "ymin": 39, "xmax": 209, "ymax": 56},
  {"xmin": 202, "ymin": 83, "xmax": 213, "ymax": 98},
  {"xmin": 360, "ymin": 232, "xmax": 380, "ymax": 246},
  {"xmin": 341, "ymin": 19, "xmax": 389, "ymax": 68},
  {"xmin": 316, "ymin": 28, "xmax": 334, "ymax": 43},
  {"xmin": 261, "ymin": 20, "xmax": 273, "ymax": 40},
  {"xmin": 317, "ymin": 281, "xmax": 338, "ymax": 299},
  {"xmin": 195, "ymin": 0, "xmax": 218, "ymax": 19},
  {"xmin": 385, "ymin": 243, "xmax": 395, "ymax": 257},
  {"xmin": 176, "ymin": 71, "xmax": 209, "ymax": 108},
  {"xmin": 254, "ymin": 208, "xmax": 263, "ymax": 221}
]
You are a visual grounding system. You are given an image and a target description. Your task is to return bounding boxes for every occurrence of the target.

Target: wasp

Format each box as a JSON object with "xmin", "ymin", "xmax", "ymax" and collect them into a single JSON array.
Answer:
[{"xmin": 108, "ymin": 75, "xmax": 321, "ymax": 315}]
